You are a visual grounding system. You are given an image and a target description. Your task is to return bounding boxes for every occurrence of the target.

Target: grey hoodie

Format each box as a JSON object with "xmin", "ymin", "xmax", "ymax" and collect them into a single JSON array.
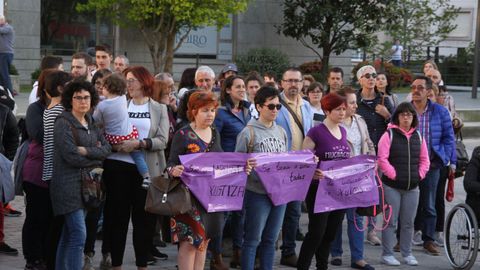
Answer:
[{"xmin": 235, "ymin": 118, "xmax": 287, "ymax": 194}]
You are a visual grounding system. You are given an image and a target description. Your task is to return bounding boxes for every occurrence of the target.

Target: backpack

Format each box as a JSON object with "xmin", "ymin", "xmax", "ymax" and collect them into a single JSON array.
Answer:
[{"xmin": 11, "ymin": 139, "xmax": 30, "ymax": 196}]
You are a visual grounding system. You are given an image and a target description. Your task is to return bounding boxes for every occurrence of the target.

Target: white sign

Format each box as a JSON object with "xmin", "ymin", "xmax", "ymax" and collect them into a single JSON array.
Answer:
[{"xmin": 175, "ymin": 26, "xmax": 218, "ymax": 55}]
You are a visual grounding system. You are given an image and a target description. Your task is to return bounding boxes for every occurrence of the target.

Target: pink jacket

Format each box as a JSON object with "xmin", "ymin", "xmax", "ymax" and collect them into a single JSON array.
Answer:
[{"xmin": 377, "ymin": 123, "xmax": 430, "ymax": 180}]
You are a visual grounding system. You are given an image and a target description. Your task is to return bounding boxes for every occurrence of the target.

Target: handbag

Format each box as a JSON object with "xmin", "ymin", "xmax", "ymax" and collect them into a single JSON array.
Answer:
[
  {"xmin": 68, "ymin": 122, "xmax": 105, "ymax": 209},
  {"xmin": 145, "ymin": 175, "xmax": 192, "ymax": 216},
  {"xmin": 455, "ymin": 131, "xmax": 469, "ymax": 178},
  {"xmin": 80, "ymin": 167, "xmax": 105, "ymax": 209},
  {"xmin": 446, "ymin": 169, "xmax": 455, "ymax": 202}
]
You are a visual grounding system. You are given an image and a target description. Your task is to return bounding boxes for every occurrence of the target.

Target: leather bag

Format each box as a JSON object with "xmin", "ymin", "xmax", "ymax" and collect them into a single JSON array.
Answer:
[
  {"xmin": 145, "ymin": 175, "xmax": 192, "ymax": 216},
  {"xmin": 455, "ymin": 131, "xmax": 469, "ymax": 178}
]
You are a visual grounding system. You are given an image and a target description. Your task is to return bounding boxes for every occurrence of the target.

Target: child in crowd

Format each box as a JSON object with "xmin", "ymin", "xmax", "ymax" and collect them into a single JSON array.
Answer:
[{"xmin": 93, "ymin": 73, "xmax": 151, "ymax": 188}]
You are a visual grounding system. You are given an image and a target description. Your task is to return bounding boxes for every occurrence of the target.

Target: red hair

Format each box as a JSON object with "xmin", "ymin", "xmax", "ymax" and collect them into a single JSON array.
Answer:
[
  {"xmin": 123, "ymin": 66, "xmax": 154, "ymax": 97},
  {"xmin": 321, "ymin": 93, "xmax": 346, "ymax": 112},
  {"xmin": 187, "ymin": 91, "xmax": 219, "ymax": 122}
]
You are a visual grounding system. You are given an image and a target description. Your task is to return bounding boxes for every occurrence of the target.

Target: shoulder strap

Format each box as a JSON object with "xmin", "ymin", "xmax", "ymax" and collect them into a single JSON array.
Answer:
[
  {"xmin": 247, "ymin": 126, "xmax": 255, "ymax": 153},
  {"xmin": 66, "ymin": 120, "xmax": 80, "ymax": 145},
  {"xmin": 415, "ymin": 130, "xmax": 423, "ymax": 145},
  {"xmin": 279, "ymin": 98, "xmax": 305, "ymax": 137},
  {"xmin": 389, "ymin": 129, "xmax": 393, "ymax": 147}
]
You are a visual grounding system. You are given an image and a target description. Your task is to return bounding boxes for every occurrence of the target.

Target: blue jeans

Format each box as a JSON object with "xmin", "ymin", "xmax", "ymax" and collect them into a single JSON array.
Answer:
[
  {"xmin": 231, "ymin": 209, "xmax": 245, "ymax": 249},
  {"xmin": 0, "ymin": 53, "xmax": 13, "ymax": 94},
  {"xmin": 56, "ymin": 209, "xmax": 86, "ymax": 270},
  {"xmin": 330, "ymin": 208, "xmax": 365, "ymax": 262},
  {"xmin": 281, "ymin": 200, "xmax": 301, "ymax": 256},
  {"xmin": 241, "ymin": 191, "xmax": 286, "ymax": 270},
  {"xmin": 416, "ymin": 168, "xmax": 440, "ymax": 242},
  {"xmin": 130, "ymin": 150, "xmax": 149, "ymax": 177}
]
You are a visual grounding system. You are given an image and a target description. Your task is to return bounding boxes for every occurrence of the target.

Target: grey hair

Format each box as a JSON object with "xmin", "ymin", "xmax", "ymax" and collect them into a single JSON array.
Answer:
[
  {"xmin": 154, "ymin": 72, "xmax": 173, "ymax": 81},
  {"xmin": 0, "ymin": 15, "xmax": 5, "ymax": 21},
  {"xmin": 115, "ymin": 55, "xmax": 129, "ymax": 65},
  {"xmin": 195, "ymin": 65, "xmax": 215, "ymax": 80}
]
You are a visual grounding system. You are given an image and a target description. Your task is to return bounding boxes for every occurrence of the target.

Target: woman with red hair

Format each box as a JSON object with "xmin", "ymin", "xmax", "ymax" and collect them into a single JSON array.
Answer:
[
  {"xmin": 101, "ymin": 66, "xmax": 169, "ymax": 269},
  {"xmin": 167, "ymin": 91, "xmax": 224, "ymax": 270},
  {"xmin": 297, "ymin": 93, "xmax": 351, "ymax": 270}
]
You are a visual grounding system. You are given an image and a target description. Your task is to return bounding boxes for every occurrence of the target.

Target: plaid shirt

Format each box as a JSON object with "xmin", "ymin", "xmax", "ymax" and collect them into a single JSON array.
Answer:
[{"xmin": 416, "ymin": 102, "xmax": 431, "ymax": 157}]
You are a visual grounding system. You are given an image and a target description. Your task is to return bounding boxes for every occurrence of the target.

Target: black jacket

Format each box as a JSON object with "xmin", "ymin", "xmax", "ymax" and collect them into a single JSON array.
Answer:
[
  {"xmin": 465, "ymin": 146, "xmax": 480, "ymax": 220},
  {"xmin": 0, "ymin": 103, "xmax": 19, "ymax": 160},
  {"xmin": 356, "ymin": 90, "xmax": 393, "ymax": 150}
]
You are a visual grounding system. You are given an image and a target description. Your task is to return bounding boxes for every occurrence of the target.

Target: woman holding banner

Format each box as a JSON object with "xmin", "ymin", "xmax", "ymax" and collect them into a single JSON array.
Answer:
[
  {"xmin": 235, "ymin": 86, "xmax": 288, "ymax": 270},
  {"xmin": 167, "ymin": 91, "xmax": 223, "ymax": 270},
  {"xmin": 377, "ymin": 102, "xmax": 430, "ymax": 266},
  {"xmin": 329, "ymin": 87, "xmax": 376, "ymax": 270},
  {"xmin": 212, "ymin": 75, "xmax": 251, "ymax": 269},
  {"xmin": 297, "ymin": 93, "xmax": 351, "ymax": 270}
]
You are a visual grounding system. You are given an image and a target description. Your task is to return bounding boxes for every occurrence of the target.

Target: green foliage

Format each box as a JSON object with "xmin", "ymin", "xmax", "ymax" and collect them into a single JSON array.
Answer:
[
  {"xmin": 299, "ymin": 60, "xmax": 324, "ymax": 82},
  {"xmin": 31, "ymin": 68, "xmax": 41, "ymax": 81},
  {"xmin": 77, "ymin": 0, "xmax": 249, "ymax": 72},
  {"xmin": 277, "ymin": 0, "xmax": 390, "ymax": 81},
  {"xmin": 380, "ymin": 0, "xmax": 460, "ymax": 57},
  {"xmin": 351, "ymin": 60, "xmax": 413, "ymax": 88},
  {"xmin": 9, "ymin": 64, "xmax": 18, "ymax": 75},
  {"xmin": 236, "ymin": 48, "xmax": 291, "ymax": 80}
]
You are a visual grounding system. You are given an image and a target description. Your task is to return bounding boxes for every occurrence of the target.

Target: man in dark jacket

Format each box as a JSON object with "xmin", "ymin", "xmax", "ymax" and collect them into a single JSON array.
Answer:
[{"xmin": 0, "ymin": 102, "xmax": 19, "ymax": 255}]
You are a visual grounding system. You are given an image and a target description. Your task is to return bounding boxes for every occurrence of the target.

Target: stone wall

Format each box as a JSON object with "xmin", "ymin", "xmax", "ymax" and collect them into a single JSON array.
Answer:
[{"xmin": 6, "ymin": 0, "xmax": 41, "ymax": 85}]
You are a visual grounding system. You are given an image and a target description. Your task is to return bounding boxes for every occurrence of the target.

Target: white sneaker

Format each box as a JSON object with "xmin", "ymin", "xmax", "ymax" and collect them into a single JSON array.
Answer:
[
  {"xmin": 366, "ymin": 231, "xmax": 382, "ymax": 246},
  {"xmin": 381, "ymin": 255, "xmax": 401, "ymax": 266},
  {"xmin": 434, "ymin": 231, "xmax": 444, "ymax": 247},
  {"xmin": 412, "ymin": 230, "xmax": 423, "ymax": 246},
  {"xmin": 403, "ymin": 255, "xmax": 418, "ymax": 266}
]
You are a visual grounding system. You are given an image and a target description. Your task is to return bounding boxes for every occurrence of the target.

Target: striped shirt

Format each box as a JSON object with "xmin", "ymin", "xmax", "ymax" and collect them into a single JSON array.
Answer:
[{"xmin": 42, "ymin": 104, "xmax": 64, "ymax": 181}]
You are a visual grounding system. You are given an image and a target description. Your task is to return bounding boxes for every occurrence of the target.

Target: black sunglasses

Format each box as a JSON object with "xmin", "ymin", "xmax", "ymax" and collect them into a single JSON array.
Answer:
[
  {"xmin": 362, "ymin": 73, "xmax": 377, "ymax": 79},
  {"xmin": 263, "ymin": 104, "xmax": 282, "ymax": 111}
]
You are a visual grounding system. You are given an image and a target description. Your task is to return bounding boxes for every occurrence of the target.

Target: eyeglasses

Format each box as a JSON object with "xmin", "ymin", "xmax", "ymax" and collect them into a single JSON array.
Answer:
[
  {"xmin": 126, "ymin": 78, "xmax": 139, "ymax": 84},
  {"xmin": 282, "ymin": 79, "xmax": 303, "ymax": 84},
  {"xmin": 73, "ymin": 95, "xmax": 91, "ymax": 102},
  {"xmin": 400, "ymin": 112, "xmax": 413, "ymax": 117},
  {"xmin": 361, "ymin": 73, "xmax": 377, "ymax": 79},
  {"xmin": 263, "ymin": 104, "xmax": 282, "ymax": 111},
  {"xmin": 410, "ymin": 85, "xmax": 426, "ymax": 91}
]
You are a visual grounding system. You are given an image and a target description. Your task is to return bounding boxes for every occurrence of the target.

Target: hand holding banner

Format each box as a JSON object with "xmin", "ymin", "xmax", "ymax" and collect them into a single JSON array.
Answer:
[
  {"xmin": 180, "ymin": 152, "xmax": 249, "ymax": 212},
  {"xmin": 314, "ymin": 155, "xmax": 379, "ymax": 213},
  {"xmin": 253, "ymin": 150, "xmax": 317, "ymax": 206}
]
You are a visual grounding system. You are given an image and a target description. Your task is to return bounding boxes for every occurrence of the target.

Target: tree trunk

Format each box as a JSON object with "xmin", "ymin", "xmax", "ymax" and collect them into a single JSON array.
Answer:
[
  {"xmin": 163, "ymin": 31, "xmax": 175, "ymax": 73},
  {"xmin": 321, "ymin": 47, "xmax": 331, "ymax": 84}
]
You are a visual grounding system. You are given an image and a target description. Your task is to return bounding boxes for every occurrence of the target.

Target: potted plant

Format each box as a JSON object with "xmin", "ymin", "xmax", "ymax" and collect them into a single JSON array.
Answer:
[{"xmin": 9, "ymin": 64, "xmax": 19, "ymax": 94}]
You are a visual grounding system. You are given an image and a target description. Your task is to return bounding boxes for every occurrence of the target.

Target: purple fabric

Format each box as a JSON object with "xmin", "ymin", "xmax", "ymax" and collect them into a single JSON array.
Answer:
[
  {"xmin": 22, "ymin": 140, "xmax": 47, "ymax": 188},
  {"xmin": 307, "ymin": 123, "xmax": 350, "ymax": 162},
  {"xmin": 180, "ymin": 152, "xmax": 249, "ymax": 212},
  {"xmin": 314, "ymin": 155, "xmax": 379, "ymax": 213},
  {"xmin": 253, "ymin": 150, "xmax": 316, "ymax": 205}
]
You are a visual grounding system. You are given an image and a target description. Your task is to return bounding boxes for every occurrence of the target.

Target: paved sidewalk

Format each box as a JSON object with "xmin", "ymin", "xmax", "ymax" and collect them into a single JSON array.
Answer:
[{"xmin": 1, "ymin": 139, "xmax": 479, "ymax": 269}]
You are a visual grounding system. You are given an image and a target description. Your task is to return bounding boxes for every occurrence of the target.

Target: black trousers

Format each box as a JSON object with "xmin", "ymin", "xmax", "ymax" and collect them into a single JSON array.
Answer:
[
  {"xmin": 84, "ymin": 203, "xmax": 103, "ymax": 254},
  {"xmin": 22, "ymin": 182, "xmax": 53, "ymax": 264},
  {"xmin": 435, "ymin": 166, "xmax": 449, "ymax": 232},
  {"xmin": 103, "ymin": 159, "xmax": 155, "ymax": 267},
  {"xmin": 297, "ymin": 182, "xmax": 345, "ymax": 270}
]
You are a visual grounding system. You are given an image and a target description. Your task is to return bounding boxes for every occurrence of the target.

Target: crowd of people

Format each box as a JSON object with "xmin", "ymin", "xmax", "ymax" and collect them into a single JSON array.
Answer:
[{"xmin": 0, "ymin": 40, "xmax": 464, "ymax": 270}]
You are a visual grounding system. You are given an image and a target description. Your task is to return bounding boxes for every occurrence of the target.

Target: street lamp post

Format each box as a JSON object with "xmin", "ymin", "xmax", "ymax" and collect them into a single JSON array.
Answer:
[{"xmin": 472, "ymin": 0, "xmax": 480, "ymax": 98}]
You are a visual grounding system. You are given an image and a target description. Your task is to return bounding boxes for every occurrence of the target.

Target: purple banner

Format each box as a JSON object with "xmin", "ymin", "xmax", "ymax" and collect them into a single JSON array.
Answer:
[
  {"xmin": 314, "ymin": 155, "xmax": 378, "ymax": 213},
  {"xmin": 254, "ymin": 150, "xmax": 317, "ymax": 206},
  {"xmin": 179, "ymin": 152, "xmax": 249, "ymax": 212}
]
